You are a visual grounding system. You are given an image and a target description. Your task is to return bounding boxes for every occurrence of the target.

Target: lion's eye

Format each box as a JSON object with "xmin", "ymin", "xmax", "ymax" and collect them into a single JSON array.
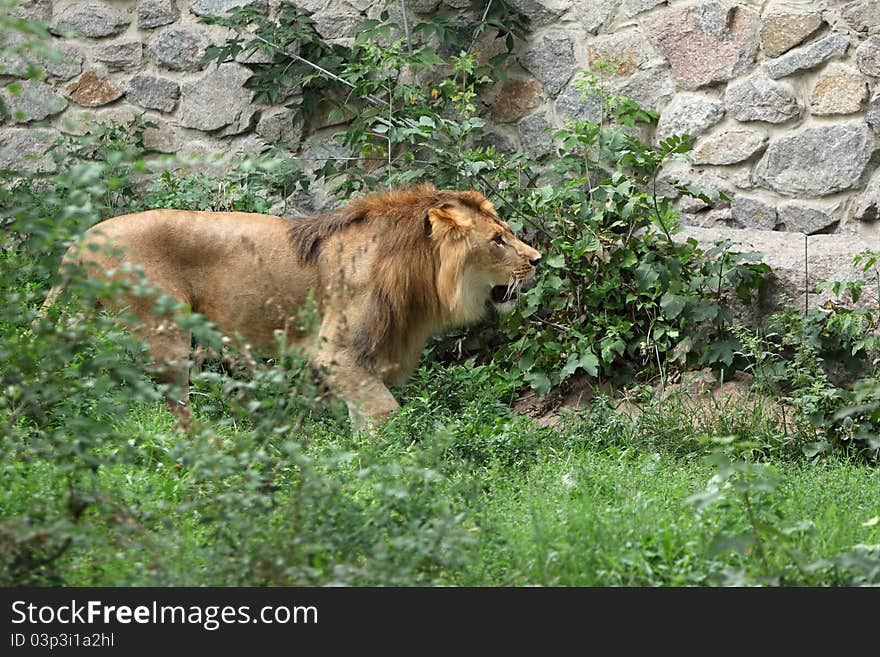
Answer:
[{"xmin": 492, "ymin": 234, "xmax": 505, "ymax": 245}]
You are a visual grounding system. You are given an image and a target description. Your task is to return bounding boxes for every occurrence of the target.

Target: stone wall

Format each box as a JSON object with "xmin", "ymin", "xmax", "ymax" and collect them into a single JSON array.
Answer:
[
  {"xmin": 1, "ymin": 0, "xmax": 879, "ymax": 235},
  {"xmin": 501, "ymin": 0, "xmax": 880, "ymax": 237}
]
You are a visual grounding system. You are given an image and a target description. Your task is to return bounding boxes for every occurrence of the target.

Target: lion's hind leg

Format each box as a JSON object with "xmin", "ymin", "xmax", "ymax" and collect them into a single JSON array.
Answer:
[
  {"xmin": 140, "ymin": 318, "xmax": 193, "ymax": 429},
  {"xmin": 116, "ymin": 288, "xmax": 195, "ymax": 430}
]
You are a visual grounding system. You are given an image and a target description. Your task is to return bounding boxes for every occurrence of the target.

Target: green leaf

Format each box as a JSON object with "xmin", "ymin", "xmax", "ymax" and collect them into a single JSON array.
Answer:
[
  {"xmin": 546, "ymin": 254, "xmax": 566, "ymax": 268},
  {"xmin": 659, "ymin": 292, "xmax": 686, "ymax": 319},
  {"xmin": 524, "ymin": 371, "xmax": 551, "ymax": 396},
  {"xmin": 634, "ymin": 261, "xmax": 659, "ymax": 291},
  {"xmin": 560, "ymin": 350, "xmax": 599, "ymax": 379},
  {"xmin": 518, "ymin": 351, "xmax": 535, "ymax": 372}
]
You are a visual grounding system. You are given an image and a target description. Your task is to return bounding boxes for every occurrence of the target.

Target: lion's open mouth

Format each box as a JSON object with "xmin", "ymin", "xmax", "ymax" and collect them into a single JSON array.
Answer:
[{"xmin": 491, "ymin": 284, "xmax": 517, "ymax": 304}]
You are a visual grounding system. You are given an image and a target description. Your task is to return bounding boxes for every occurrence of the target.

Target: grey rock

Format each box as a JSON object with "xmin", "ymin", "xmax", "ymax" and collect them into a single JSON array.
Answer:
[
  {"xmin": 519, "ymin": 31, "xmax": 576, "ymax": 96},
  {"xmin": 443, "ymin": 0, "xmax": 471, "ymax": 8},
  {"xmin": 177, "ymin": 63, "xmax": 256, "ymax": 134},
  {"xmin": 126, "ymin": 75, "xmax": 180, "ymax": 113},
  {"xmin": 853, "ymin": 170, "xmax": 880, "ymax": 223},
  {"xmin": 94, "ymin": 41, "xmax": 144, "ymax": 71},
  {"xmin": 2, "ymin": 80, "xmax": 67, "ymax": 123},
  {"xmin": 614, "ymin": 64, "xmax": 675, "ymax": 111},
  {"xmin": 656, "ymin": 93, "xmax": 724, "ymax": 141},
  {"xmin": 731, "ymin": 195, "xmax": 777, "ymax": 230},
  {"xmin": 839, "ymin": 1, "xmax": 880, "ymax": 36},
  {"xmin": 518, "ymin": 109, "xmax": 555, "ymax": 158},
  {"xmin": 644, "ymin": 1, "xmax": 760, "ymax": 89},
  {"xmin": 143, "ymin": 119, "xmax": 180, "ymax": 153},
  {"xmin": 9, "ymin": 0, "xmax": 52, "ymax": 20},
  {"xmin": 0, "ymin": 32, "xmax": 31, "ymax": 77},
  {"xmin": 777, "ymin": 202, "xmax": 840, "ymax": 234},
  {"xmin": 656, "ymin": 162, "xmax": 735, "ymax": 203},
  {"xmin": 508, "ymin": 0, "xmax": 573, "ymax": 27},
  {"xmin": 692, "ymin": 129, "xmax": 767, "ymax": 165},
  {"xmin": 137, "ymin": 0, "xmax": 180, "ymax": 29},
  {"xmin": 856, "ymin": 36, "xmax": 880, "ymax": 77},
  {"xmin": 58, "ymin": 105, "xmax": 139, "ymax": 136},
  {"xmin": 53, "ymin": 3, "xmax": 130, "ymax": 39},
  {"xmin": 0, "ymin": 127, "xmax": 60, "ymax": 173},
  {"xmin": 235, "ymin": 43, "xmax": 276, "ymax": 64},
  {"xmin": 477, "ymin": 130, "xmax": 519, "ymax": 155},
  {"xmin": 149, "ymin": 28, "xmax": 212, "ymax": 72},
  {"xmin": 292, "ymin": 0, "xmax": 332, "ymax": 12},
  {"xmin": 176, "ymin": 140, "xmax": 221, "ymax": 166},
  {"xmin": 867, "ymin": 94, "xmax": 880, "ymax": 133},
  {"xmin": 554, "ymin": 78, "xmax": 604, "ymax": 123},
  {"xmin": 40, "ymin": 42, "xmax": 84, "ymax": 81},
  {"xmin": 754, "ymin": 123, "xmax": 875, "ymax": 197},
  {"xmin": 190, "ymin": 0, "xmax": 269, "ymax": 17},
  {"xmin": 676, "ymin": 193, "xmax": 713, "ymax": 214},
  {"xmin": 690, "ymin": 1, "xmax": 735, "ymax": 39},
  {"xmin": 0, "ymin": 34, "xmax": 84, "ymax": 81},
  {"xmin": 255, "ymin": 109, "xmax": 303, "ymax": 145},
  {"xmin": 679, "ymin": 207, "xmax": 732, "ymax": 230},
  {"xmin": 622, "ymin": 0, "xmax": 664, "ymax": 18},
  {"xmin": 724, "ymin": 72, "xmax": 801, "ymax": 123},
  {"xmin": 313, "ymin": 13, "xmax": 362, "ymax": 40},
  {"xmin": 576, "ymin": 0, "xmax": 621, "ymax": 34},
  {"xmin": 410, "ymin": 0, "xmax": 441, "ymax": 12},
  {"xmin": 299, "ymin": 137, "xmax": 352, "ymax": 175},
  {"xmin": 346, "ymin": 1, "xmax": 375, "ymax": 12},
  {"xmin": 764, "ymin": 33, "xmax": 850, "ymax": 79}
]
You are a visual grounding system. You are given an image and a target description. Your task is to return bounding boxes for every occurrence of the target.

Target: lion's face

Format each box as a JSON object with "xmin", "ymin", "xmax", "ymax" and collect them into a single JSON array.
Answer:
[{"xmin": 428, "ymin": 192, "xmax": 541, "ymax": 323}]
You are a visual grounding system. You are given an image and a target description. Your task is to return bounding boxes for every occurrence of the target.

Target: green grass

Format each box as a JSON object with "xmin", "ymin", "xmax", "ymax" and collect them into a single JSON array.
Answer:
[
  {"xmin": 3, "ymin": 362, "xmax": 879, "ymax": 587},
  {"xmin": 473, "ymin": 450, "xmax": 880, "ymax": 586}
]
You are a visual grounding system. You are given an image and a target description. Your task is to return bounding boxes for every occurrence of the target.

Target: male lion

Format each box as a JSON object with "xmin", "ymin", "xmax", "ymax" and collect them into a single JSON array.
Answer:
[{"xmin": 45, "ymin": 184, "xmax": 541, "ymax": 429}]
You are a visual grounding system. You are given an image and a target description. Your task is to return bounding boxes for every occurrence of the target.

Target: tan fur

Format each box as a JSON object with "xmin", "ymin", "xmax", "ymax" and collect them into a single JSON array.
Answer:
[{"xmin": 46, "ymin": 184, "xmax": 541, "ymax": 429}]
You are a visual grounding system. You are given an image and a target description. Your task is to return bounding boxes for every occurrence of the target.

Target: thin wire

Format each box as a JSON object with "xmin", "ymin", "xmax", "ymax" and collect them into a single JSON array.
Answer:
[
  {"xmin": 250, "ymin": 34, "xmax": 387, "ymax": 108},
  {"xmin": 399, "ymin": 0, "xmax": 412, "ymax": 53},
  {"xmin": 456, "ymin": 1, "xmax": 493, "ymax": 88},
  {"xmin": 387, "ymin": 85, "xmax": 393, "ymax": 185},
  {"xmin": 465, "ymin": 0, "xmax": 494, "ymax": 58}
]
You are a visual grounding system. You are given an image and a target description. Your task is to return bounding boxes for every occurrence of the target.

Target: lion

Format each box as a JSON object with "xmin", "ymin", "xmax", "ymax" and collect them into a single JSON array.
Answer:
[{"xmin": 44, "ymin": 184, "xmax": 541, "ymax": 429}]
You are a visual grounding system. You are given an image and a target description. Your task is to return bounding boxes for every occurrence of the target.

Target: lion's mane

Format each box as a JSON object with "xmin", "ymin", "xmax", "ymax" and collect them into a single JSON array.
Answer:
[{"xmin": 288, "ymin": 184, "xmax": 490, "ymax": 362}]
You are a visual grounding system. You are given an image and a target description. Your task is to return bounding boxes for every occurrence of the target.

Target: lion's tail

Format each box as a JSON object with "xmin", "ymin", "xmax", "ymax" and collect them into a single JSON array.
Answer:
[{"xmin": 37, "ymin": 282, "xmax": 66, "ymax": 317}]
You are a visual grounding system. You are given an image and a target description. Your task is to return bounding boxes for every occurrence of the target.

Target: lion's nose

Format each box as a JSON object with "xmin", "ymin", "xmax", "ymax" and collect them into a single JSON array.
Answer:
[{"xmin": 529, "ymin": 253, "xmax": 541, "ymax": 267}]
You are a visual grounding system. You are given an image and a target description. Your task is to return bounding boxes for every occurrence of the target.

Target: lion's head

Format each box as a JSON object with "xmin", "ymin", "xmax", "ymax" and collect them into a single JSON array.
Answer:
[
  {"xmin": 424, "ymin": 189, "xmax": 541, "ymax": 322},
  {"xmin": 290, "ymin": 184, "xmax": 541, "ymax": 359}
]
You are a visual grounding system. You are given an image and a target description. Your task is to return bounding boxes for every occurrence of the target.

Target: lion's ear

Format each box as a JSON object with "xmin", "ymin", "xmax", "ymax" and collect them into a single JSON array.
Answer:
[{"xmin": 428, "ymin": 204, "xmax": 472, "ymax": 237}]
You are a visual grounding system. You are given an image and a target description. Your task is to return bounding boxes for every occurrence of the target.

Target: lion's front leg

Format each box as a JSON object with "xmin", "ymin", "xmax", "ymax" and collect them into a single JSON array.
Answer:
[{"xmin": 311, "ymin": 346, "xmax": 399, "ymax": 431}]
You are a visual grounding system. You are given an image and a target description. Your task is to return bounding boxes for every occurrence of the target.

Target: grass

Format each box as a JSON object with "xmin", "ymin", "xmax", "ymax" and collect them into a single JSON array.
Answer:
[
  {"xmin": 474, "ymin": 451, "xmax": 880, "ymax": 586},
  {"xmin": 3, "ymin": 361, "xmax": 880, "ymax": 587}
]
